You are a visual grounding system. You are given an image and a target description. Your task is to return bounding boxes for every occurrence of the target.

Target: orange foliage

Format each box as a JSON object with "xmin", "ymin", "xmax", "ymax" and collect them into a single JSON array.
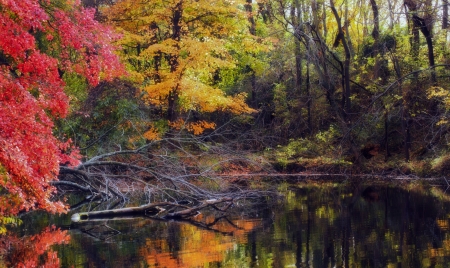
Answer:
[
  {"xmin": 143, "ymin": 125, "xmax": 162, "ymax": 141},
  {"xmin": 139, "ymin": 218, "xmax": 260, "ymax": 267},
  {"xmin": 104, "ymin": 0, "xmax": 256, "ymax": 128},
  {"xmin": 169, "ymin": 119, "xmax": 216, "ymax": 135}
]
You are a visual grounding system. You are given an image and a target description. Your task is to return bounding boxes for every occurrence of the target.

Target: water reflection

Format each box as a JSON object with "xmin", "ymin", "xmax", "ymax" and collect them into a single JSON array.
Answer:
[
  {"xmin": 265, "ymin": 182, "xmax": 450, "ymax": 267},
  {"xmin": 4, "ymin": 181, "xmax": 450, "ymax": 267},
  {"xmin": 0, "ymin": 226, "xmax": 69, "ymax": 267}
]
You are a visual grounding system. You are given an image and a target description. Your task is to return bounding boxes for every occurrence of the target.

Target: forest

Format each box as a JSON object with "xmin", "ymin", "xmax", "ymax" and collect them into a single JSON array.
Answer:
[{"xmin": 2, "ymin": 0, "xmax": 450, "ymax": 242}]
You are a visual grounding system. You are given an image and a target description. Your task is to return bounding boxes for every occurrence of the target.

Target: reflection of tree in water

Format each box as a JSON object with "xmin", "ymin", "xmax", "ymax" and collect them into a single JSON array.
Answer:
[
  {"xmin": 139, "ymin": 216, "xmax": 261, "ymax": 267},
  {"xmin": 0, "ymin": 226, "xmax": 69, "ymax": 267},
  {"xmin": 253, "ymin": 182, "xmax": 450, "ymax": 268},
  {"xmin": 54, "ymin": 205, "xmax": 264, "ymax": 267},
  {"xmin": 15, "ymin": 182, "xmax": 450, "ymax": 267}
]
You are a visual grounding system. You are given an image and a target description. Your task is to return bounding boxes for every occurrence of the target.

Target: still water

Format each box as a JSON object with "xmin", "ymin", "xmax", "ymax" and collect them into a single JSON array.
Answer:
[{"xmin": 5, "ymin": 181, "xmax": 450, "ymax": 267}]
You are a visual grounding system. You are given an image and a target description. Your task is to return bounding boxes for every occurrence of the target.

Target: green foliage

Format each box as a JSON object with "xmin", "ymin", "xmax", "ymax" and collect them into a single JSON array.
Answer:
[
  {"xmin": 63, "ymin": 72, "xmax": 88, "ymax": 111},
  {"xmin": 431, "ymin": 154, "xmax": 450, "ymax": 175},
  {"xmin": 428, "ymin": 86, "xmax": 450, "ymax": 126},
  {"xmin": 272, "ymin": 83, "xmax": 290, "ymax": 122},
  {"xmin": 272, "ymin": 125, "xmax": 351, "ymax": 170},
  {"xmin": 401, "ymin": 160, "xmax": 432, "ymax": 177},
  {"xmin": 57, "ymin": 79, "xmax": 147, "ymax": 156},
  {"xmin": 0, "ymin": 216, "xmax": 22, "ymax": 235}
]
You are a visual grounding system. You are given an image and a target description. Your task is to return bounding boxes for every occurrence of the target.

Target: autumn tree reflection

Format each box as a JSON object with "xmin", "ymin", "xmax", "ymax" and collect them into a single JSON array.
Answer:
[
  {"xmin": 139, "ymin": 216, "xmax": 261, "ymax": 267},
  {"xmin": 0, "ymin": 226, "xmax": 69, "ymax": 267}
]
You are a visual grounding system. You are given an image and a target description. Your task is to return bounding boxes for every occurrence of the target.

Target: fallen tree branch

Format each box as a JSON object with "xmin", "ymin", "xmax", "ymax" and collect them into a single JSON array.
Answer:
[
  {"xmin": 164, "ymin": 197, "xmax": 233, "ymax": 219},
  {"xmin": 49, "ymin": 181, "xmax": 92, "ymax": 192},
  {"xmin": 71, "ymin": 197, "xmax": 234, "ymax": 222},
  {"xmin": 71, "ymin": 202, "xmax": 171, "ymax": 222}
]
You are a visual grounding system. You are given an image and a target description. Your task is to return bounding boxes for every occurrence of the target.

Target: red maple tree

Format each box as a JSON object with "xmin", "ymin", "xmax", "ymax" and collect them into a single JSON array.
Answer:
[{"xmin": 0, "ymin": 0, "xmax": 123, "ymax": 216}]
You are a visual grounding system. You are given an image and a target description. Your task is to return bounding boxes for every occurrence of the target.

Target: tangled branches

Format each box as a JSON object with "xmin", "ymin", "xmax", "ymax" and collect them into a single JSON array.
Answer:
[{"xmin": 55, "ymin": 133, "xmax": 275, "ymax": 219}]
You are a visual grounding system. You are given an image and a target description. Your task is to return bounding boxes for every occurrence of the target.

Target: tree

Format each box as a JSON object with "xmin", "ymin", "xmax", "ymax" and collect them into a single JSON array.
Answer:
[
  {"xmin": 330, "ymin": 0, "xmax": 352, "ymax": 118},
  {"xmin": 404, "ymin": 0, "xmax": 437, "ymax": 84},
  {"xmin": 0, "ymin": 0, "xmax": 123, "ymax": 219},
  {"xmin": 103, "ymin": 0, "xmax": 256, "ymax": 129}
]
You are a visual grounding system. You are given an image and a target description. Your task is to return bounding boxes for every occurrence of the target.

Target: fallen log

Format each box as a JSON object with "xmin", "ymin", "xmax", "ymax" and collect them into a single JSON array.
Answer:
[
  {"xmin": 71, "ymin": 197, "xmax": 234, "ymax": 223},
  {"xmin": 71, "ymin": 203, "xmax": 167, "ymax": 222}
]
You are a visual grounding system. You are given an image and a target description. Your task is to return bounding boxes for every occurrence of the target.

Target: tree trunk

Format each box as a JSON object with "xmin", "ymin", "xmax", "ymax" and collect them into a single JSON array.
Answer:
[
  {"xmin": 312, "ymin": 0, "xmax": 319, "ymax": 30},
  {"xmin": 245, "ymin": 0, "xmax": 257, "ymax": 107},
  {"xmin": 370, "ymin": 0, "xmax": 380, "ymax": 40},
  {"xmin": 404, "ymin": 0, "xmax": 437, "ymax": 84},
  {"xmin": 306, "ymin": 59, "xmax": 312, "ymax": 133},
  {"xmin": 322, "ymin": 2, "xmax": 328, "ymax": 38},
  {"xmin": 444, "ymin": 0, "xmax": 449, "ymax": 29},
  {"xmin": 292, "ymin": 1, "xmax": 302, "ymax": 94},
  {"xmin": 387, "ymin": 0, "xmax": 395, "ymax": 30},
  {"xmin": 394, "ymin": 44, "xmax": 411, "ymax": 162},
  {"xmin": 402, "ymin": 107, "xmax": 411, "ymax": 162},
  {"xmin": 330, "ymin": 0, "xmax": 351, "ymax": 119},
  {"xmin": 167, "ymin": 1, "xmax": 183, "ymax": 121},
  {"xmin": 344, "ymin": 0, "xmax": 354, "ymax": 57},
  {"xmin": 384, "ymin": 109, "xmax": 390, "ymax": 161},
  {"xmin": 292, "ymin": 0, "xmax": 304, "ymax": 130}
]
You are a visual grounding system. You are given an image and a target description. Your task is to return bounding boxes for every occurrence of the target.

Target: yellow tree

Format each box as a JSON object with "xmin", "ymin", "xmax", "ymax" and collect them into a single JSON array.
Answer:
[{"xmin": 104, "ymin": 0, "xmax": 258, "ymax": 135}]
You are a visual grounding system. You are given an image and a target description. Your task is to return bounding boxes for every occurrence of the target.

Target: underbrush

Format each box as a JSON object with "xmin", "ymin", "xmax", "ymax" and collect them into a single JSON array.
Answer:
[
  {"xmin": 267, "ymin": 126, "xmax": 353, "ymax": 173},
  {"xmin": 269, "ymin": 133, "xmax": 450, "ymax": 178}
]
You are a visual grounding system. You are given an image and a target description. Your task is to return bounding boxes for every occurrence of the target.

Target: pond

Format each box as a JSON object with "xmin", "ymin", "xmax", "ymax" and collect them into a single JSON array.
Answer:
[{"xmin": 4, "ymin": 180, "xmax": 450, "ymax": 267}]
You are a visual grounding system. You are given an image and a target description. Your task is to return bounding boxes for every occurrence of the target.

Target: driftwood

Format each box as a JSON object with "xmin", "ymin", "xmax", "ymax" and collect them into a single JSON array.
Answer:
[
  {"xmin": 71, "ymin": 204, "xmax": 165, "ymax": 222},
  {"xmin": 71, "ymin": 197, "xmax": 234, "ymax": 223}
]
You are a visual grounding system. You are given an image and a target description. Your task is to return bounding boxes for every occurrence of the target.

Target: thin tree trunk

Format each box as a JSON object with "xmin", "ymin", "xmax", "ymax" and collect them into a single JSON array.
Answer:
[
  {"xmin": 388, "ymin": 0, "xmax": 396, "ymax": 30},
  {"xmin": 370, "ymin": 0, "xmax": 385, "ymax": 81},
  {"xmin": 292, "ymin": 0, "xmax": 302, "ymax": 94},
  {"xmin": 167, "ymin": 1, "xmax": 183, "ymax": 121},
  {"xmin": 292, "ymin": 0, "xmax": 304, "ymax": 131},
  {"xmin": 404, "ymin": 0, "xmax": 437, "ymax": 84},
  {"xmin": 322, "ymin": 2, "xmax": 328, "ymax": 38},
  {"xmin": 370, "ymin": 0, "xmax": 380, "ymax": 40},
  {"xmin": 330, "ymin": 0, "xmax": 351, "ymax": 119},
  {"xmin": 444, "ymin": 0, "xmax": 449, "ymax": 29},
  {"xmin": 344, "ymin": 0, "xmax": 354, "ymax": 57},
  {"xmin": 402, "ymin": 108, "xmax": 411, "ymax": 161},
  {"xmin": 306, "ymin": 59, "xmax": 312, "ymax": 133},
  {"xmin": 312, "ymin": 0, "xmax": 319, "ymax": 29},
  {"xmin": 384, "ymin": 109, "xmax": 390, "ymax": 161},
  {"xmin": 245, "ymin": 0, "xmax": 257, "ymax": 107}
]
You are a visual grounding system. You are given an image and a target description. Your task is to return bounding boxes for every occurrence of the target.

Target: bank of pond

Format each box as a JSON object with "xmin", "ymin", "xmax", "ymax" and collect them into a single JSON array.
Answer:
[{"xmin": 4, "ymin": 179, "xmax": 450, "ymax": 267}]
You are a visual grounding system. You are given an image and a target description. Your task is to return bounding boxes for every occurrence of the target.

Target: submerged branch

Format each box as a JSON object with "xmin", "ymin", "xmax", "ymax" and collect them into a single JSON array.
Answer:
[{"xmin": 71, "ymin": 197, "xmax": 234, "ymax": 222}]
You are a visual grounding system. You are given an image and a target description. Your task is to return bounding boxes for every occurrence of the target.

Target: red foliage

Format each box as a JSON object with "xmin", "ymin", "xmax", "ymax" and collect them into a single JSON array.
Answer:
[
  {"xmin": 0, "ymin": 0, "xmax": 123, "ymax": 216},
  {"xmin": 0, "ymin": 226, "xmax": 70, "ymax": 267}
]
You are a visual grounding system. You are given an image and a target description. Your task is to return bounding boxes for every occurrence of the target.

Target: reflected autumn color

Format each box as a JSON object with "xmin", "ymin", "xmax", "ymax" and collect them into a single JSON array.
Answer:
[
  {"xmin": 11, "ymin": 182, "xmax": 450, "ymax": 267},
  {"xmin": 0, "ymin": 226, "xmax": 70, "ymax": 267},
  {"xmin": 139, "ymin": 216, "xmax": 261, "ymax": 267}
]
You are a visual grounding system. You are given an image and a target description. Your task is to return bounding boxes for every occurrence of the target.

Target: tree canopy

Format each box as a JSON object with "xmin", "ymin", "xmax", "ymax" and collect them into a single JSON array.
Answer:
[
  {"xmin": 103, "ymin": 0, "xmax": 259, "ymax": 133},
  {"xmin": 0, "ymin": 0, "xmax": 123, "ymax": 218}
]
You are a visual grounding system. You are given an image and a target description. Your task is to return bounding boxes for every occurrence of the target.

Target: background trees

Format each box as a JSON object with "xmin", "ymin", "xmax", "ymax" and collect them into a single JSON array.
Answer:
[
  {"xmin": 242, "ymin": 0, "xmax": 450, "ymax": 172},
  {"xmin": 75, "ymin": 0, "xmax": 450, "ymax": 173}
]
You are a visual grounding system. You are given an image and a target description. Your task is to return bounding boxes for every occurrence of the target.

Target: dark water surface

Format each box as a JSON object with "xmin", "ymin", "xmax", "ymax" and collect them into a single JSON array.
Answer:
[{"xmin": 6, "ymin": 181, "xmax": 450, "ymax": 267}]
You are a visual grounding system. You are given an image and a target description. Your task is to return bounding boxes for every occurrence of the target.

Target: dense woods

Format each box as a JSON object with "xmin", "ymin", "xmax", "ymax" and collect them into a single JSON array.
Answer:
[{"xmin": 3, "ymin": 0, "xmax": 450, "ymax": 235}]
